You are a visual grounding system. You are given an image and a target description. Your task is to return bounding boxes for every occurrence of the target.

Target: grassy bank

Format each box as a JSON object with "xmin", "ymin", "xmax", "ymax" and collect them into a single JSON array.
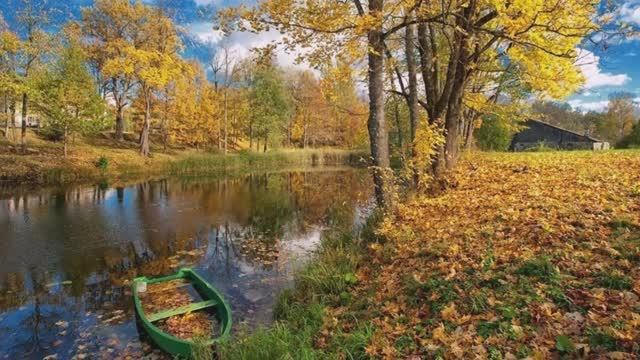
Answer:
[
  {"xmin": 218, "ymin": 210, "xmax": 381, "ymax": 360},
  {"xmin": 221, "ymin": 149, "xmax": 640, "ymax": 359},
  {"xmin": 0, "ymin": 131, "xmax": 367, "ymax": 185}
]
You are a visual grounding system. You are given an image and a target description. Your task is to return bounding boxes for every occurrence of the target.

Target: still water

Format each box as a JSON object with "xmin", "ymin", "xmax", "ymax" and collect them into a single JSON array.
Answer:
[{"xmin": 0, "ymin": 168, "xmax": 372, "ymax": 359}]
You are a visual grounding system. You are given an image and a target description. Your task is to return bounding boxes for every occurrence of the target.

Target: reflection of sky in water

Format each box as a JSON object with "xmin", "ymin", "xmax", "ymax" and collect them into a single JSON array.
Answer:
[{"xmin": 0, "ymin": 169, "xmax": 372, "ymax": 359}]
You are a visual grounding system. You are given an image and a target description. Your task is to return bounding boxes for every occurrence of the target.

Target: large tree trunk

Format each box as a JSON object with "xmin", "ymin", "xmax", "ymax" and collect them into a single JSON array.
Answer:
[
  {"xmin": 405, "ymin": 21, "xmax": 420, "ymax": 186},
  {"xmin": 63, "ymin": 125, "xmax": 68, "ymax": 158},
  {"xmin": 417, "ymin": 23, "xmax": 438, "ymax": 122},
  {"xmin": 223, "ymin": 90, "xmax": 228, "ymax": 154},
  {"xmin": 115, "ymin": 105, "xmax": 125, "ymax": 141},
  {"xmin": 405, "ymin": 16, "xmax": 419, "ymax": 143},
  {"xmin": 10, "ymin": 99, "xmax": 16, "ymax": 140},
  {"xmin": 217, "ymin": 123, "xmax": 222, "ymax": 151},
  {"xmin": 462, "ymin": 109, "xmax": 478, "ymax": 150},
  {"xmin": 162, "ymin": 94, "xmax": 169, "ymax": 151},
  {"xmin": 442, "ymin": 1, "xmax": 474, "ymax": 171},
  {"xmin": 3, "ymin": 94, "xmax": 8, "ymax": 138},
  {"xmin": 417, "ymin": 22, "xmax": 448, "ymax": 178},
  {"xmin": 367, "ymin": 0, "xmax": 391, "ymax": 208},
  {"xmin": 303, "ymin": 124, "xmax": 308, "ymax": 149},
  {"xmin": 232, "ymin": 111, "xmax": 237, "ymax": 151},
  {"xmin": 394, "ymin": 99, "xmax": 402, "ymax": 149},
  {"xmin": 21, "ymin": 92, "xmax": 28, "ymax": 148},
  {"xmin": 139, "ymin": 91, "xmax": 152, "ymax": 157},
  {"xmin": 249, "ymin": 119, "xmax": 253, "ymax": 150}
]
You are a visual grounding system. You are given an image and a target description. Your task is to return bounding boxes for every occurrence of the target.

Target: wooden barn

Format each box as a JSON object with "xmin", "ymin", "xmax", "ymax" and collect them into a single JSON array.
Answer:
[{"xmin": 510, "ymin": 119, "xmax": 609, "ymax": 151}]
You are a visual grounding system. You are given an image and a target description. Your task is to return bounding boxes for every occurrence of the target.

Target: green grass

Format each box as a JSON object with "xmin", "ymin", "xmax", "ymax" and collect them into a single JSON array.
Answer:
[
  {"xmin": 516, "ymin": 256, "xmax": 560, "ymax": 284},
  {"xmin": 190, "ymin": 334, "xmax": 214, "ymax": 360},
  {"xmin": 218, "ymin": 213, "xmax": 378, "ymax": 360},
  {"xmin": 595, "ymin": 271, "xmax": 633, "ymax": 290},
  {"xmin": 168, "ymin": 149, "xmax": 367, "ymax": 176},
  {"xmin": 0, "ymin": 135, "xmax": 367, "ymax": 185}
]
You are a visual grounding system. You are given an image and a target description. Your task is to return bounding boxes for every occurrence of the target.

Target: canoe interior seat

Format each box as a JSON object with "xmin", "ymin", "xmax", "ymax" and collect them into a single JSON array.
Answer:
[{"xmin": 147, "ymin": 299, "xmax": 219, "ymax": 323}]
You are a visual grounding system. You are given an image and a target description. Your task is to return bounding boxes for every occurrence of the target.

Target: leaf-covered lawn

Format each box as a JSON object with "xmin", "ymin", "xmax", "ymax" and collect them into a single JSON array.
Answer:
[{"xmin": 351, "ymin": 151, "xmax": 640, "ymax": 359}]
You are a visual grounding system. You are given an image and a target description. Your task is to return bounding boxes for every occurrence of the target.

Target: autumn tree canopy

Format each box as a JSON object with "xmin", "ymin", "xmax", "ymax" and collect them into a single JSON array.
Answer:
[{"xmin": 221, "ymin": 0, "xmax": 601, "ymax": 206}]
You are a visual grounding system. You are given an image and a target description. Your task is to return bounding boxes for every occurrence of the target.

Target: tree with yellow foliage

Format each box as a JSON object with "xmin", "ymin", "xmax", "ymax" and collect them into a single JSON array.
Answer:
[
  {"xmin": 15, "ymin": 0, "xmax": 53, "ymax": 148},
  {"xmin": 0, "ymin": 29, "xmax": 21, "ymax": 139},
  {"xmin": 81, "ymin": 0, "xmax": 175, "ymax": 144},
  {"xmin": 165, "ymin": 63, "xmax": 220, "ymax": 150},
  {"xmin": 222, "ymin": 0, "xmax": 600, "ymax": 206}
]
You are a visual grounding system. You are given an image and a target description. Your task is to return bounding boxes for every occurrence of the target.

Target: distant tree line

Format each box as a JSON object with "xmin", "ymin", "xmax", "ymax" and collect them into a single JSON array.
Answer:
[{"xmin": 0, "ymin": 0, "xmax": 367, "ymax": 157}]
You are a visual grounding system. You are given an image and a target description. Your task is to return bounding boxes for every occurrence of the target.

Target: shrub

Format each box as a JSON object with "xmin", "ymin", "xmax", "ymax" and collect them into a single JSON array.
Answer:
[
  {"xmin": 475, "ymin": 116, "xmax": 515, "ymax": 151},
  {"xmin": 95, "ymin": 155, "xmax": 109, "ymax": 171},
  {"xmin": 617, "ymin": 123, "xmax": 640, "ymax": 148}
]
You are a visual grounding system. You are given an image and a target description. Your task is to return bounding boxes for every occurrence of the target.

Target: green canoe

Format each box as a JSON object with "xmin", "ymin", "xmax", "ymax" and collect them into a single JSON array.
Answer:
[{"xmin": 132, "ymin": 268, "xmax": 232, "ymax": 358}]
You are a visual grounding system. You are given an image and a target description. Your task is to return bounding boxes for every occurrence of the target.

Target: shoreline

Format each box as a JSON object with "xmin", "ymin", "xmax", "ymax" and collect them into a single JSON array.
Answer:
[
  {"xmin": 219, "ymin": 150, "xmax": 640, "ymax": 359},
  {"xmin": 0, "ymin": 141, "xmax": 369, "ymax": 186}
]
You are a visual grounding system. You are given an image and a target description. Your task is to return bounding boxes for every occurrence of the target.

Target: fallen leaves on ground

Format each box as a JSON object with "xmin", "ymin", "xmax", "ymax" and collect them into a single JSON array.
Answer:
[{"xmin": 346, "ymin": 151, "xmax": 640, "ymax": 358}]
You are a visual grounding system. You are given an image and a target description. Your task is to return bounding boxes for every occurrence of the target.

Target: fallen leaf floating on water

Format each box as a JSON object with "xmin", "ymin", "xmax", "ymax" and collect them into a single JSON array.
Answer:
[{"xmin": 54, "ymin": 321, "xmax": 69, "ymax": 329}]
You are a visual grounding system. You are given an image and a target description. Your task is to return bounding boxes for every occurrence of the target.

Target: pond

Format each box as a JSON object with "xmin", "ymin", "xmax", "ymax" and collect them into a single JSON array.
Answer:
[{"xmin": 0, "ymin": 168, "xmax": 373, "ymax": 359}]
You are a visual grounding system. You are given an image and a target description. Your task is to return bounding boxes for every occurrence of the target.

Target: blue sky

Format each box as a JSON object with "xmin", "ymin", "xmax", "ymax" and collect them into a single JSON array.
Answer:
[{"xmin": 1, "ymin": 0, "xmax": 639, "ymax": 113}]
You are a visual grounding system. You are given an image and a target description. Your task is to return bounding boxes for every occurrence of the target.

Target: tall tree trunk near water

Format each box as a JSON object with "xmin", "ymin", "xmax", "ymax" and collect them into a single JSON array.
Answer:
[
  {"xmin": 115, "ymin": 104, "xmax": 125, "ymax": 141},
  {"xmin": 3, "ymin": 94, "xmax": 8, "ymax": 138},
  {"xmin": 139, "ymin": 90, "xmax": 152, "ymax": 157},
  {"xmin": 10, "ymin": 99, "xmax": 16, "ymax": 140},
  {"xmin": 21, "ymin": 92, "xmax": 28, "ymax": 148},
  {"xmin": 162, "ymin": 92, "xmax": 169, "ymax": 151},
  {"xmin": 463, "ymin": 111, "xmax": 475, "ymax": 150},
  {"xmin": 63, "ymin": 125, "xmax": 68, "ymax": 158},
  {"xmin": 366, "ymin": 0, "xmax": 391, "ymax": 208},
  {"xmin": 302, "ymin": 111, "xmax": 308, "ymax": 148},
  {"xmin": 249, "ymin": 118, "xmax": 253, "ymax": 150},
  {"xmin": 232, "ymin": 111, "xmax": 236, "ymax": 151},
  {"xmin": 442, "ymin": 2, "xmax": 474, "ymax": 171},
  {"xmin": 223, "ymin": 90, "xmax": 228, "ymax": 154},
  {"xmin": 394, "ymin": 100, "xmax": 402, "ymax": 149},
  {"xmin": 217, "ymin": 123, "xmax": 222, "ymax": 151},
  {"xmin": 405, "ymin": 15, "xmax": 418, "ymax": 143},
  {"xmin": 113, "ymin": 78, "xmax": 126, "ymax": 142},
  {"xmin": 405, "ymin": 20, "xmax": 421, "ymax": 185},
  {"xmin": 417, "ymin": 23, "xmax": 437, "ymax": 123}
]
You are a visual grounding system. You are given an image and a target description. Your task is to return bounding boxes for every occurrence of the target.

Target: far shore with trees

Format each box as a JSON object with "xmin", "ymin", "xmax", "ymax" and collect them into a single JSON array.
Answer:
[{"xmin": 1, "ymin": 0, "xmax": 639, "ymax": 200}]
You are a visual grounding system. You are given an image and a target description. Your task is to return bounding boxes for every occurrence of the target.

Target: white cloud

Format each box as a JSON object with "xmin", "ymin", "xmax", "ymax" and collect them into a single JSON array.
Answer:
[
  {"xmin": 188, "ymin": 22, "xmax": 224, "ymax": 44},
  {"xmin": 620, "ymin": 1, "xmax": 640, "ymax": 25},
  {"xmin": 188, "ymin": 21, "xmax": 312, "ymax": 71},
  {"xmin": 568, "ymin": 99, "xmax": 610, "ymax": 113},
  {"xmin": 569, "ymin": 95, "xmax": 640, "ymax": 113},
  {"xmin": 576, "ymin": 49, "xmax": 631, "ymax": 89},
  {"xmin": 194, "ymin": 0, "xmax": 219, "ymax": 5}
]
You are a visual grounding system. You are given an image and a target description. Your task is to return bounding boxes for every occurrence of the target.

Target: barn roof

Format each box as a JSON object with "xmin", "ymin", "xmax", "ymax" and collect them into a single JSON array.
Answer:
[{"xmin": 526, "ymin": 119, "xmax": 604, "ymax": 143}]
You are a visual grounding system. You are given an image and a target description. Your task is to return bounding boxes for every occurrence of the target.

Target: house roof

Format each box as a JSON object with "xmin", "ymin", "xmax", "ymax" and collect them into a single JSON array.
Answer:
[{"xmin": 526, "ymin": 119, "xmax": 604, "ymax": 143}]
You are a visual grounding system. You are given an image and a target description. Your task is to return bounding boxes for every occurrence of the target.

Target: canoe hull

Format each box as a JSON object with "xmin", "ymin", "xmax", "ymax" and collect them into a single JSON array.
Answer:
[{"xmin": 132, "ymin": 268, "xmax": 232, "ymax": 358}]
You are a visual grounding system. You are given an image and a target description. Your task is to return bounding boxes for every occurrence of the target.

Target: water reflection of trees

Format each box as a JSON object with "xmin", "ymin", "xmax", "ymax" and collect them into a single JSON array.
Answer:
[
  {"xmin": 0, "ymin": 169, "xmax": 370, "ymax": 305},
  {"xmin": 0, "ymin": 169, "xmax": 372, "ymax": 357}
]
